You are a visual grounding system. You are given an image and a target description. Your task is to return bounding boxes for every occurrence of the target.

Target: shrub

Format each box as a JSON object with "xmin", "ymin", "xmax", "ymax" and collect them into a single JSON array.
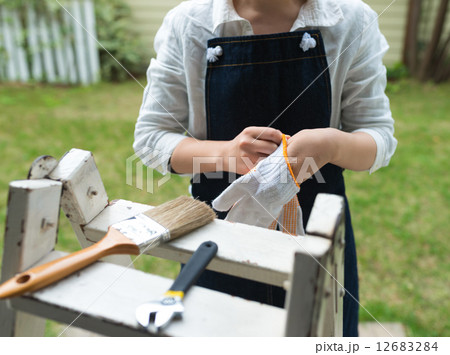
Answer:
[{"xmin": 95, "ymin": 0, "xmax": 148, "ymax": 82}]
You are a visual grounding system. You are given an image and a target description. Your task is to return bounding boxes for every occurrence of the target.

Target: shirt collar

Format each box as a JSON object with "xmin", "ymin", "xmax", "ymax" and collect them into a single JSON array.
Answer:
[
  {"xmin": 212, "ymin": 0, "xmax": 344, "ymax": 34},
  {"xmin": 212, "ymin": 0, "xmax": 244, "ymax": 33},
  {"xmin": 293, "ymin": 0, "xmax": 344, "ymax": 29}
]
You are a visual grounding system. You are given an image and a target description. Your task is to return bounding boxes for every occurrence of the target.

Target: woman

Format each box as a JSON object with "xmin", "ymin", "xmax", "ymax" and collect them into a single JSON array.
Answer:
[{"xmin": 134, "ymin": 0, "xmax": 397, "ymax": 336}]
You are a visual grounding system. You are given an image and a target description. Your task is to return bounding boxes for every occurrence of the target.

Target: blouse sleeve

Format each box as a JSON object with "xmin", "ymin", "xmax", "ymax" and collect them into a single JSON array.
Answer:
[
  {"xmin": 133, "ymin": 8, "xmax": 190, "ymax": 174},
  {"xmin": 340, "ymin": 4, "xmax": 398, "ymax": 173}
]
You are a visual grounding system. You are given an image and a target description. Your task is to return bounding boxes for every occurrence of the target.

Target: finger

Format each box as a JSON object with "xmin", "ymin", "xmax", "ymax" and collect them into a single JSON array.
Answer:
[
  {"xmin": 225, "ymin": 197, "xmax": 262, "ymax": 224},
  {"xmin": 212, "ymin": 184, "xmax": 246, "ymax": 211},
  {"xmin": 250, "ymin": 127, "xmax": 283, "ymax": 144},
  {"xmin": 252, "ymin": 140, "xmax": 279, "ymax": 155},
  {"xmin": 240, "ymin": 139, "xmax": 278, "ymax": 156}
]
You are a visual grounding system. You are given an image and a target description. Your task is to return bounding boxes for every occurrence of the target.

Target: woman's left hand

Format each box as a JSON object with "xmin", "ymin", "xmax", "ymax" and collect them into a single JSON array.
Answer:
[{"xmin": 286, "ymin": 128, "xmax": 337, "ymax": 184}]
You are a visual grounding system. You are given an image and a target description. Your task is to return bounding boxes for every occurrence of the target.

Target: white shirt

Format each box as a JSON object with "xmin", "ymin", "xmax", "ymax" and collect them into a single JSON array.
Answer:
[{"xmin": 134, "ymin": 0, "xmax": 397, "ymax": 175}]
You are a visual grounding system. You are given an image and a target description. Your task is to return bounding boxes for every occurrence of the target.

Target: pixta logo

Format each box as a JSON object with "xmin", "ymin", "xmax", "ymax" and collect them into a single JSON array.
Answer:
[{"xmin": 126, "ymin": 147, "xmax": 171, "ymax": 193}]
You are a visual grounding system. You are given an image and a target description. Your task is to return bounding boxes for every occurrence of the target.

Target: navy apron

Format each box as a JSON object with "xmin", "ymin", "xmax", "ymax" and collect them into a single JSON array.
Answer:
[{"xmin": 191, "ymin": 30, "xmax": 359, "ymax": 336}]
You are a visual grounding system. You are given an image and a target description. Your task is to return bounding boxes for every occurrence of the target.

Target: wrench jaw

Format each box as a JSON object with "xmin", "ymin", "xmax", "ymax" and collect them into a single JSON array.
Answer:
[
  {"xmin": 135, "ymin": 242, "xmax": 218, "ymax": 334},
  {"xmin": 136, "ymin": 297, "xmax": 184, "ymax": 333}
]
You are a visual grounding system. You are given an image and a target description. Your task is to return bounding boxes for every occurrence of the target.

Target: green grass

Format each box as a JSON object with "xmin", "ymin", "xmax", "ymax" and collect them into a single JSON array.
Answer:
[
  {"xmin": 0, "ymin": 79, "xmax": 448, "ymax": 336},
  {"xmin": 0, "ymin": 80, "xmax": 190, "ymax": 274},
  {"xmin": 345, "ymin": 80, "xmax": 450, "ymax": 336}
]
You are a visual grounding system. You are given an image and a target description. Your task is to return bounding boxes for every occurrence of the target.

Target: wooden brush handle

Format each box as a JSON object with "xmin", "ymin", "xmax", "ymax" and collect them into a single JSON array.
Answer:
[{"xmin": 0, "ymin": 228, "xmax": 140, "ymax": 299}]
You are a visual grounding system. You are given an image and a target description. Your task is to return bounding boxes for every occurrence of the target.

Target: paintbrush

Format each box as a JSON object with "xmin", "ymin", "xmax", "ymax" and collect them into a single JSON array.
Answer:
[{"xmin": 0, "ymin": 196, "xmax": 216, "ymax": 299}]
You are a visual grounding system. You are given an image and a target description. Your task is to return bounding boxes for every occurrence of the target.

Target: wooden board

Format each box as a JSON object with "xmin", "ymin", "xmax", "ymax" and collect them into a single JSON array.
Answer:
[
  {"xmin": 49, "ymin": 149, "xmax": 108, "ymax": 225},
  {"xmin": 26, "ymin": 4, "xmax": 43, "ymax": 81},
  {"xmin": 11, "ymin": 251, "xmax": 286, "ymax": 337},
  {"xmin": 0, "ymin": 179, "xmax": 62, "ymax": 337},
  {"xmin": 10, "ymin": 9, "xmax": 29, "ymax": 82},
  {"xmin": 284, "ymin": 251, "xmax": 325, "ymax": 336},
  {"xmin": 83, "ymin": 0, "xmax": 101, "ymax": 82},
  {"xmin": 71, "ymin": 0, "xmax": 89, "ymax": 85},
  {"xmin": 62, "ymin": 8, "xmax": 78, "ymax": 84},
  {"xmin": 38, "ymin": 11, "xmax": 56, "ymax": 83},
  {"xmin": 306, "ymin": 193, "xmax": 345, "ymax": 336},
  {"xmin": 1, "ymin": 7, "xmax": 18, "ymax": 81},
  {"xmin": 306, "ymin": 193, "xmax": 344, "ymax": 239}
]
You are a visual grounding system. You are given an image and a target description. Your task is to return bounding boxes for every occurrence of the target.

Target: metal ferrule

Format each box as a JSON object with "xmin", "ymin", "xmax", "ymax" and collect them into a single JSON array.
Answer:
[{"xmin": 113, "ymin": 214, "xmax": 170, "ymax": 252}]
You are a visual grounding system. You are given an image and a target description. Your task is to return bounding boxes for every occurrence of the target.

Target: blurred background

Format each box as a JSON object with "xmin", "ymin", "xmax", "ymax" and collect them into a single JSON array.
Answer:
[{"xmin": 0, "ymin": 0, "xmax": 449, "ymax": 336}]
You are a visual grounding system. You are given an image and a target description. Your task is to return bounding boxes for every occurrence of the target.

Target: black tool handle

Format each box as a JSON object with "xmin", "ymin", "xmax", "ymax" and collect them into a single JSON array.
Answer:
[{"xmin": 169, "ymin": 241, "xmax": 218, "ymax": 294}]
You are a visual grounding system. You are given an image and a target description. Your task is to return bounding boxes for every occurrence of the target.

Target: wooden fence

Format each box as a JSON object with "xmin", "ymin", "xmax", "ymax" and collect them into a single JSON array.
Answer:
[{"xmin": 0, "ymin": 0, "xmax": 100, "ymax": 85}]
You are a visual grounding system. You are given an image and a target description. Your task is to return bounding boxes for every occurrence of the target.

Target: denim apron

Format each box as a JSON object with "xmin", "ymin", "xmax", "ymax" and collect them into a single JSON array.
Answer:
[{"xmin": 191, "ymin": 30, "xmax": 359, "ymax": 336}]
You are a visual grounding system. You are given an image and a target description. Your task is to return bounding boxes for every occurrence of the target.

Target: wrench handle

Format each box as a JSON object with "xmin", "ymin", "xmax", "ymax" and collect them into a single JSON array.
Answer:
[{"xmin": 169, "ymin": 241, "xmax": 218, "ymax": 295}]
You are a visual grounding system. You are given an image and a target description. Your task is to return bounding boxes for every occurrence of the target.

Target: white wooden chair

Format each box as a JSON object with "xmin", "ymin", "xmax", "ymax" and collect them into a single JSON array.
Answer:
[{"xmin": 0, "ymin": 149, "xmax": 345, "ymax": 337}]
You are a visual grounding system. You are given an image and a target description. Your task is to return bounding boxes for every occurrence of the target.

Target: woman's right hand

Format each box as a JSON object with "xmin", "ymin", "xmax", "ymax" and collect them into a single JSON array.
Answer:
[
  {"xmin": 224, "ymin": 126, "xmax": 282, "ymax": 175},
  {"xmin": 170, "ymin": 126, "xmax": 282, "ymax": 175}
]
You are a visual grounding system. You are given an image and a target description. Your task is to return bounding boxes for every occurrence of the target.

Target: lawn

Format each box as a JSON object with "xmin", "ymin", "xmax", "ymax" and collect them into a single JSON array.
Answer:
[{"xmin": 0, "ymin": 78, "xmax": 448, "ymax": 337}]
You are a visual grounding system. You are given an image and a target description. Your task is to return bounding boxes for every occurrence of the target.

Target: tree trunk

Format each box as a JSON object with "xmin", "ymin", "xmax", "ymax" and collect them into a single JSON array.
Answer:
[
  {"xmin": 403, "ymin": 0, "xmax": 421, "ymax": 75},
  {"xmin": 418, "ymin": 0, "xmax": 449, "ymax": 81},
  {"xmin": 433, "ymin": 33, "xmax": 450, "ymax": 82}
]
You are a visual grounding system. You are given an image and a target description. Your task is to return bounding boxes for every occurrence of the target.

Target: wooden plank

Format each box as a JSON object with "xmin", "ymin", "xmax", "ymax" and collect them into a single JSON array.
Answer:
[
  {"xmin": 125, "ymin": 0, "xmax": 181, "ymax": 8},
  {"xmin": 1, "ymin": 180, "xmax": 62, "ymax": 278},
  {"xmin": 306, "ymin": 193, "xmax": 345, "ymax": 337},
  {"xmin": 284, "ymin": 250, "xmax": 327, "ymax": 336},
  {"xmin": 384, "ymin": 52, "xmax": 400, "ymax": 65},
  {"xmin": 71, "ymin": 0, "xmax": 89, "ymax": 85},
  {"xmin": 130, "ymin": 23, "xmax": 161, "ymax": 34},
  {"xmin": 26, "ymin": 4, "xmax": 43, "ymax": 81},
  {"xmin": 37, "ymin": 11, "xmax": 56, "ymax": 83},
  {"xmin": 130, "ymin": 10, "xmax": 179, "ymax": 22},
  {"xmin": 11, "ymin": 251, "xmax": 286, "ymax": 337},
  {"xmin": 366, "ymin": 0, "xmax": 408, "ymax": 65},
  {"xmin": 0, "ymin": 179, "xmax": 62, "ymax": 337},
  {"xmin": 313, "ymin": 254, "xmax": 334, "ymax": 336},
  {"xmin": 1, "ymin": 7, "xmax": 18, "ymax": 81},
  {"xmin": 335, "ymin": 224, "xmax": 346, "ymax": 337},
  {"xmin": 47, "ymin": 149, "xmax": 133, "ymax": 268},
  {"xmin": 84, "ymin": 199, "xmax": 332, "ymax": 287},
  {"xmin": 49, "ymin": 12, "xmax": 68, "ymax": 83},
  {"xmin": 0, "ymin": 21, "xmax": 4, "ymax": 80},
  {"xmin": 62, "ymin": 8, "xmax": 78, "ymax": 84},
  {"xmin": 10, "ymin": 9, "xmax": 29, "ymax": 82},
  {"xmin": 83, "ymin": 0, "xmax": 101, "ymax": 83},
  {"xmin": 306, "ymin": 194, "xmax": 344, "ymax": 239},
  {"xmin": 49, "ymin": 149, "xmax": 108, "ymax": 225},
  {"xmin": 285, "ymin": 193, "xmax": 345, "ymax": 336}
]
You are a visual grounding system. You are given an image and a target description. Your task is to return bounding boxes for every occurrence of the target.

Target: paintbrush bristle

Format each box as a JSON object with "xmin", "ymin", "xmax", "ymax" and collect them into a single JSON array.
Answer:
[{"xmin": 143, "ymin": 196, "xmax": 216, "ymax": 239}]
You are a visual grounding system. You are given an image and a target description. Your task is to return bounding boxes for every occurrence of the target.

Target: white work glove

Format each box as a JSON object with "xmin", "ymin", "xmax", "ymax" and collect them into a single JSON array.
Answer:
[
  {"xmin": 276, "ymin": 199, "xmax": 305, "ymax": 236},
  {"xmin": 212, "ymin": 142, "xmax": 303, "ymax": 233}
]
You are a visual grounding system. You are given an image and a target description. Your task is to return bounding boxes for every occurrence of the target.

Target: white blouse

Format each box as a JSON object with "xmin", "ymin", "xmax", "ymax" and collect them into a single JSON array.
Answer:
[{"xmin": 134, "ymin": 0, "xmax": 397, "ymax": 175}]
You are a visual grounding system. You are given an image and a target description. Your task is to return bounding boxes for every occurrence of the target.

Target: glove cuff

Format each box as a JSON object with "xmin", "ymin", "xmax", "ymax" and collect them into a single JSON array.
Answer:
[
  {"xmin": 281, "ymin": 134, "xmax": 300, "ymax": 188},
  {"xmin": 253, "ymin": 141, "xmax": 300, "ymax": 204}
]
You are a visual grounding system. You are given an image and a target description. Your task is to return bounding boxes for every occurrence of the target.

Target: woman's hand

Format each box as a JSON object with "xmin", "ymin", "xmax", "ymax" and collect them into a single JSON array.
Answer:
[
  {"xmin": 224, "ymin": 126, "xmax": 282, "ymax": 174},
  {"xmin": 286, "ymin": 128, "xmax": 336, "ymax": 184},
  {"xmin": 170, "ymin": 126, "xmax": 282, "ymax": 174},
  {"xmin": 170, "ymin": 126, "xmax": 375, "ymax": 176},
  {"xmin": 286, "ymin": 127, "xmax": 377, "ymax": 184}
]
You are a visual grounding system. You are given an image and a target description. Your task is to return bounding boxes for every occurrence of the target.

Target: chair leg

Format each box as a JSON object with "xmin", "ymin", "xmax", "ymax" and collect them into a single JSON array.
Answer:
[{"xmin": 0, "ymin": 179, "xmax": 62, "ymax": 336}]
